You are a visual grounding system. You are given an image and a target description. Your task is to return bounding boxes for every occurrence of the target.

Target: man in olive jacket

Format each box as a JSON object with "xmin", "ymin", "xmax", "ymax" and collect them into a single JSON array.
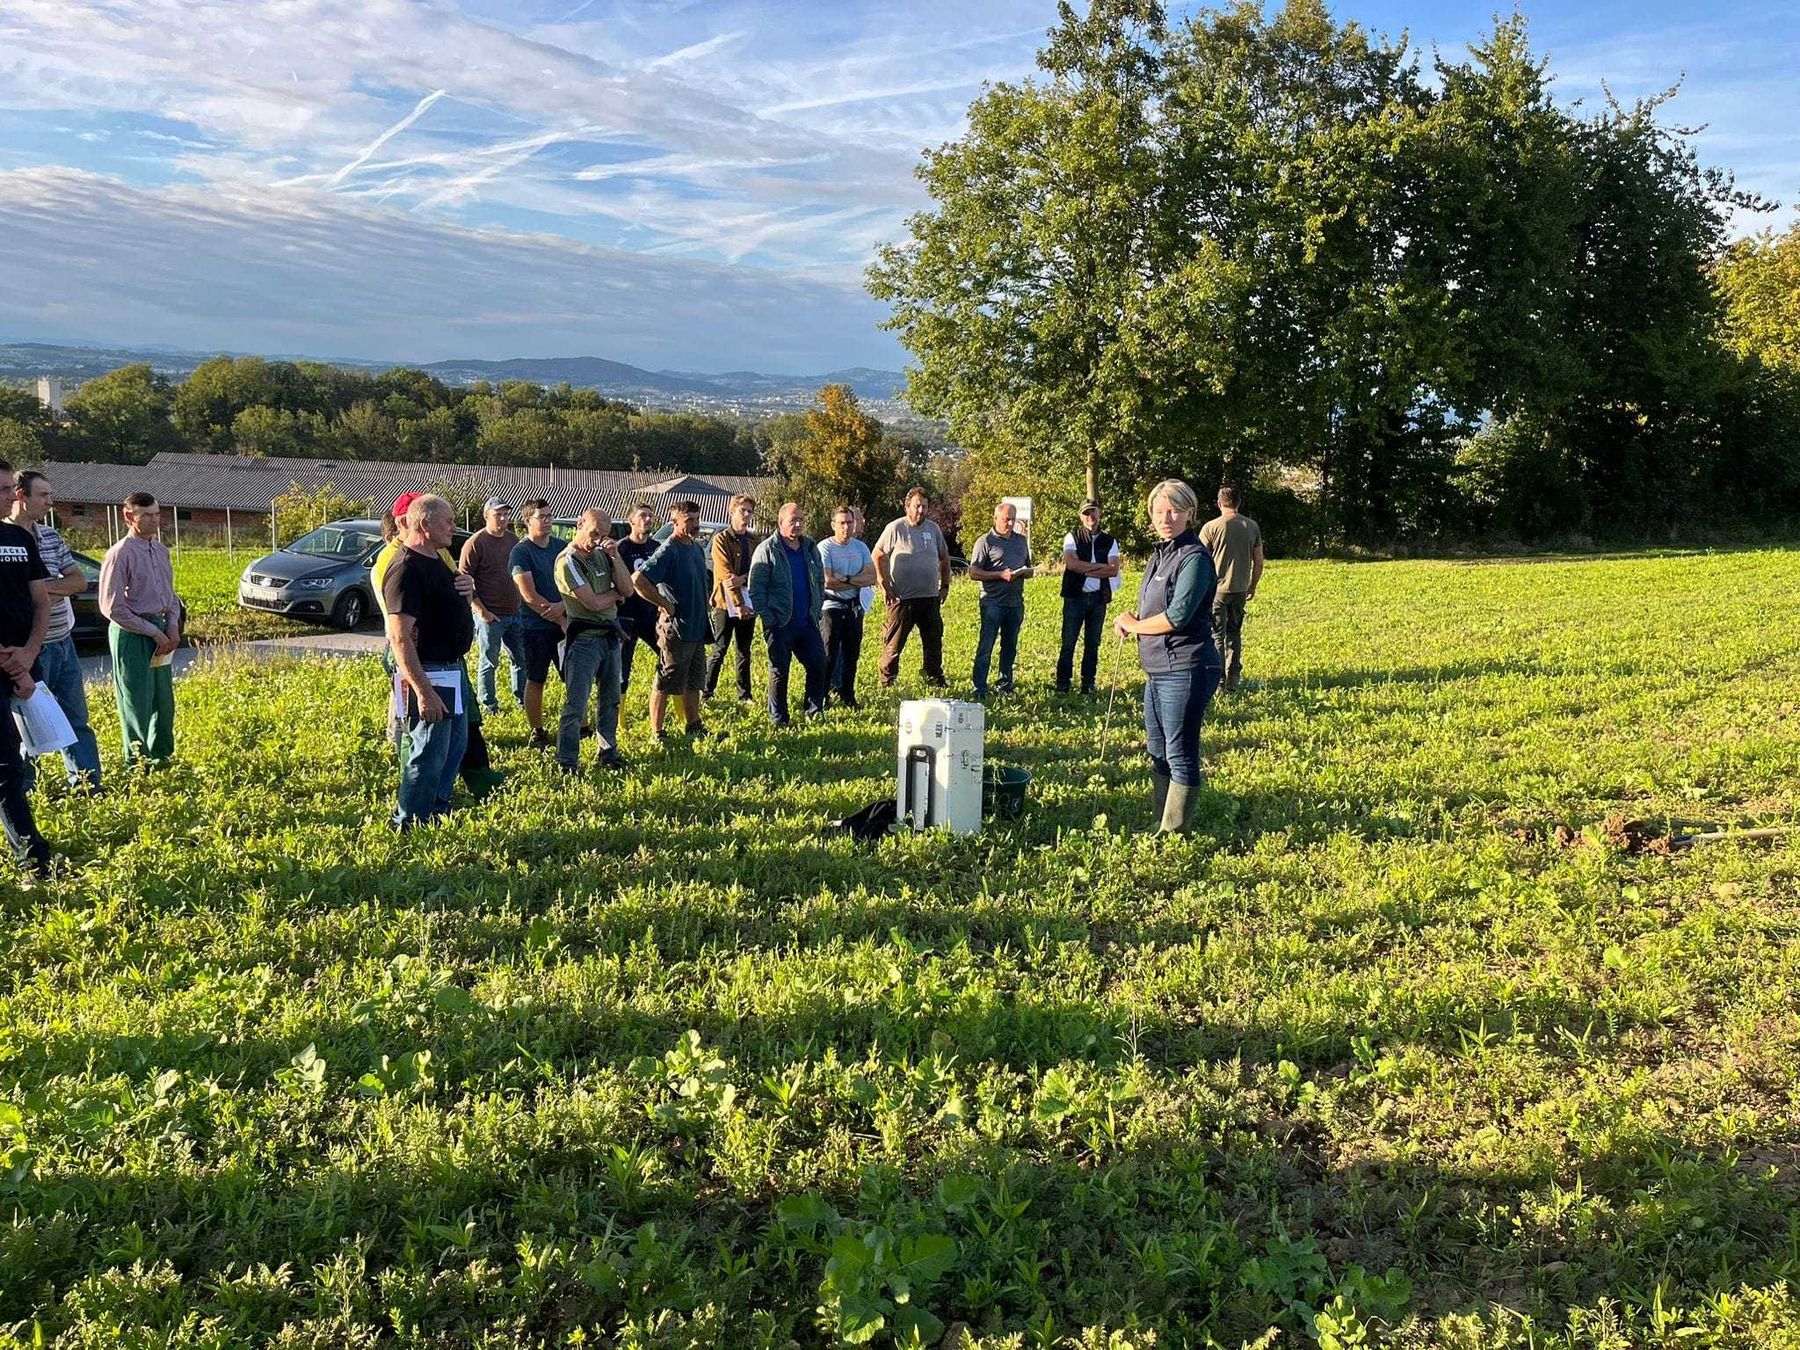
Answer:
[{"xmin": 746, "ymin": 501, "xmax": 828, "ymax": 727}]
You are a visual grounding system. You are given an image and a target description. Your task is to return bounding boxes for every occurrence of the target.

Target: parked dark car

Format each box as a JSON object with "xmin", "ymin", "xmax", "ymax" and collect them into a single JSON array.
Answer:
[
  {"xmin": 238, "ymin": 519, "xmax": 475, "ymax": 630},
  {"xmin": 69, "ymin": 549, "xmax": 105, "ymax": 645}
]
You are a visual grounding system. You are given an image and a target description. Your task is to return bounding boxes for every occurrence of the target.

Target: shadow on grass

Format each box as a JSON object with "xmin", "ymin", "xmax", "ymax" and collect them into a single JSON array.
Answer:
[{"xmin": 8, "ymin": 1071, "xmax": 1797, "ymax": 1344}]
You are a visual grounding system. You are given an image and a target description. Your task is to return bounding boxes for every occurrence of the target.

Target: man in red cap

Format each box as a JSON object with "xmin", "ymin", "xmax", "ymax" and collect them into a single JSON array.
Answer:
[{"xmin": 374, "ymin": 493, "xmax": 504, "ymax": 799}]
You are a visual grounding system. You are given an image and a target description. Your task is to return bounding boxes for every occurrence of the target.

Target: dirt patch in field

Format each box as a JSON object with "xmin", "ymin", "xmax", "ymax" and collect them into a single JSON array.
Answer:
[{"xmin": 1601, "ymin": 814, "xmax": 1673, "ymax": 855}]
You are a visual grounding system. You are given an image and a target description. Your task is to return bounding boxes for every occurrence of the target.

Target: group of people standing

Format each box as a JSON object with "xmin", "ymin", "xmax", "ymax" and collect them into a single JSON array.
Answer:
[
  {"xmin": 379, "ymin": 478, "xmax": 1264, "ymax": 837},
  {"xmin": 0, "ymin": 465, "xmax": 1265, "ymax": 864},
  {"xmin": 0, "ymin": 467, "xmax": 182, "ymax": 877}
]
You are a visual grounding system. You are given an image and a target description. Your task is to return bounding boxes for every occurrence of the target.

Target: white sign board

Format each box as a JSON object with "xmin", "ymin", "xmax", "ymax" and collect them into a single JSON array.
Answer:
[{"xmin": 1001, "ymin": 496, "xmax": 1033, "ymax": 534}]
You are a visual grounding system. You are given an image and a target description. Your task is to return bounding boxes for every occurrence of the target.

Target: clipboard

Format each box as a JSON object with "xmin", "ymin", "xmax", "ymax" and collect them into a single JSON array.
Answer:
[{"xmin": 390, "ymin": 669, "xmax": 464, "ymax": 721}]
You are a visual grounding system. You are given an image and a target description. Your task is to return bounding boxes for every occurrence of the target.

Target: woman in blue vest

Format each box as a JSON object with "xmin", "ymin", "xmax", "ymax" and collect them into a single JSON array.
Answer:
[{"xmin": 1113, "ymin": 479, "xmax": 1222, "ymax": 833}]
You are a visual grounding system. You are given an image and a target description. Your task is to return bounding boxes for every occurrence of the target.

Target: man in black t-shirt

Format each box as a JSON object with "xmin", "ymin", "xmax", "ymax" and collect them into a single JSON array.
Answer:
[
  {"xmin": 383, "ymin": 494, "xmax": 476, "ymax": 830},
  {"xmin": 0, "ymin": 460, "xmax": 54, "ymax": 874}
]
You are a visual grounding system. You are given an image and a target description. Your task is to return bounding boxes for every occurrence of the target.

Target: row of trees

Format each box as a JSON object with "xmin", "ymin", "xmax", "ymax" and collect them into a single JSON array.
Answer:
[
  {"xmin": 0, "ymin": 356, "xmax": 767, "ymax": 477},
  {"xmin": 0, "ymin": 358, "xmax": 959, "ymax": 541},
  {"xmin": 871, "ymin": 0, "xmax": 1800, "ymax": 547}
]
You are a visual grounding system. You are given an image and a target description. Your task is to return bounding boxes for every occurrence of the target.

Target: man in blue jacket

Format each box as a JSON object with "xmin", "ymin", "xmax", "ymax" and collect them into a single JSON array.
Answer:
[{"xmin": 746, "ymin": 501, "xmax": 828, "ymax": 727}]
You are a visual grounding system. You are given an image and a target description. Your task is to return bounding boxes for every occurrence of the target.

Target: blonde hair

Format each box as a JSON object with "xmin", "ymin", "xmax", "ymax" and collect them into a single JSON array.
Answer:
[{"xmin": 1145, "ymin": 479, "xmax": 1199, "ymax": 521}]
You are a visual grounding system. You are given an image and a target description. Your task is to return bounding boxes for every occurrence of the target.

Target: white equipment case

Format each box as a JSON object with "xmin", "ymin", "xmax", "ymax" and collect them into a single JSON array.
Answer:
[{"xmin": 896, "ymin": 699, "xmax": 985, "ymax": 833}]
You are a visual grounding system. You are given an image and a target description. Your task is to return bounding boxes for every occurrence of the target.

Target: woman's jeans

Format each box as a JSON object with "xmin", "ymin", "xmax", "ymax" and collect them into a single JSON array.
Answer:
[{"xmin": 1144, "ymin": 651, "xmax": 1222, "ymax": 788}]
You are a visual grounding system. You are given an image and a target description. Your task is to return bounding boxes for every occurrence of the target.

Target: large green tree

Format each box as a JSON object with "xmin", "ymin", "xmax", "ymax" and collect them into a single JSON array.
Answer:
[
  {"xmin": 62, "ymin": 364, "xmax": 181, "ymax": 464},
  {"xmin": 870, "ymin": 0, "xmax": 1179, "ymax": 510},
  {"xmin": 872, "ymin": 1, "xmax": 1773, "ymax": 545},
  {"xmin": 1716, "ymin": 221, "xmax": 1800, "ymax": 375},
  {"xmin": 764, "ymin": 384, "xmax": 907, "ymax": 531}
]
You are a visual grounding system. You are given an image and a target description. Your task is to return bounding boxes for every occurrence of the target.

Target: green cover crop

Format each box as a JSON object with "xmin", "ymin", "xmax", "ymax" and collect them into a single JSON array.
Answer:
[{"xmin": 3, "ymin": 551, "xmax": 1799, "ymax": 1346}]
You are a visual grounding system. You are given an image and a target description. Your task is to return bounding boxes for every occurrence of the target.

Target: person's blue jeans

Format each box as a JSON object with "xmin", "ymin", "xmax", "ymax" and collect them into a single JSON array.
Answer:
[
  {"xmin": 393, "ymin": 695, "xmax": 468, "ymax": 829},
  {"xmin": 1056, "ymin": 590, "xmax": 1110, "ymax": 692},
  {"xmin": 972, "ymin": 599, "xmax": 1024, "ymax": 695},
  {"xmin": 28, "ymin": 634, "xmax": 102, "ymax": 790},
  {"xmin": 474, "ymin": 610, "xmax": 524, "ymax": 711},
  {"xmin": 558, "ymin": 630, "xmax": 622, "ymax": 766},
  {"xmin": 765, "ymin": 617, "xmax": 827, "ymax": 724},
  {"xmin": 1144, "ymin": 652, "xmax": 1222, "ymax": 788}
]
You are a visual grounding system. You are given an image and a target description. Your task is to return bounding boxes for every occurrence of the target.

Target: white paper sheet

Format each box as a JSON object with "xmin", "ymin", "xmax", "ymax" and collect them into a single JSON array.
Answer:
[{"xmin": 13, "ymin": 684, "xmax": 76, "ymax": 755}]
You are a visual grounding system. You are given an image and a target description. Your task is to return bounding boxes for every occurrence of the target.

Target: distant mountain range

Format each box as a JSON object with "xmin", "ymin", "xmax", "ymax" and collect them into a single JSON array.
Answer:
[
  {"xmin": 418, "ymin": 355, "xmax": 906, "ymax": 402},
  {"xmin": 0, "ymin": 342, "xmax": 908, "ymax": 406}
]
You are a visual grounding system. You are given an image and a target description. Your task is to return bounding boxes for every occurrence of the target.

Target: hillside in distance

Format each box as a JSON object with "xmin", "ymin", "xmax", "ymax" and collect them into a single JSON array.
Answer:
[{"xmin": 0, "ymin": 342, "xmax": 906, "ymax": 407}]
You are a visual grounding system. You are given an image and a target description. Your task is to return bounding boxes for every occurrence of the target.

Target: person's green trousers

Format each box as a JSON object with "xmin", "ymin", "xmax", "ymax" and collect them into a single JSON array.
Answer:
[{"xmin": 109, "ymin": 623, "xmax": 175, "ymax": 765}]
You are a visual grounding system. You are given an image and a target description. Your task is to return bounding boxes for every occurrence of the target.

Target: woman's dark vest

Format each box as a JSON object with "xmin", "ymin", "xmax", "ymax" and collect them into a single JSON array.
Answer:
[
  {"xmin": 1137, "ymin": 529, "xmax": 1216, "ymax": 675},
  {"xmin": 1061, "ymin": 529, "xmax": 1117, "ymax": 600}
]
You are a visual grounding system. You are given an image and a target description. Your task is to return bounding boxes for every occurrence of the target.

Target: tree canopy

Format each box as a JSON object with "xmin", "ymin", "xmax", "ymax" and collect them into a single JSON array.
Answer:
[
  {"xmin": 13, "ymin": 356, "xmax": 770, "ymax": 479},
  {"xmin": 872, "ymin": 0, "xmax": 1794, "ymax": 546}
]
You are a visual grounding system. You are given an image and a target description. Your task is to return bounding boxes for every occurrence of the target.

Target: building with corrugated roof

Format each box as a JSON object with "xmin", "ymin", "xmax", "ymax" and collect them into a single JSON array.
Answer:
[{"xmin": 38, "ymin": 453, "xmax": 778, "ymax": 543}]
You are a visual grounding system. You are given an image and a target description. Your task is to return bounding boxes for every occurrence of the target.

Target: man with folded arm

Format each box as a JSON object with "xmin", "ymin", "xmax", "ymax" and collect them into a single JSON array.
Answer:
[
  {"xmin": 459, "ymin": 496, "xmax": 523, "ymax": 713},
  {"xmin": 10, "ymin": 469, "xmax": 101, "ymax": 790},
  {"xmin": 510, "ymin": 499, "xmax": 567, "ymax": 750},
  {"xmin": 817, "ymin": 504, "xmax": 876, "ymax": 709},
  {"xmin": 554, "ymin": 509, "xmax": 635, "ymax": 772},
  {"xmin": 632, "ymin": 500, "xmax": 712, "ymax": 743}
]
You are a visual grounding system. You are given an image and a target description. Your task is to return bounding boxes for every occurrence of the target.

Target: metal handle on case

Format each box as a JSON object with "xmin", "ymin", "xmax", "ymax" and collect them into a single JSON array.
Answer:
[{"xmin": 903, "ymin": 744, "xmax": 935, "ymax": 829}]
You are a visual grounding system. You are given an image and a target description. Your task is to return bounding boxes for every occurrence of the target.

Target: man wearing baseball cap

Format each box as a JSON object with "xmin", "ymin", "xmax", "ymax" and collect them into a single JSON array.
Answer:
[
  {"xmin": 458, "ymin": 496, "xmax": 523, "ymax": 714},
  {"xmin": 1056, "ymin": 499, "xmax": 1121, "ymax": 695}
]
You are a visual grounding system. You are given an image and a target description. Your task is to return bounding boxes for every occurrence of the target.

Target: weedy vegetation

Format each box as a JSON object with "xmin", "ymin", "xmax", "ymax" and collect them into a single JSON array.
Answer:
[{"xmin": 5, "ymin": 550, "xmax": 1800, "ymax": 1347}]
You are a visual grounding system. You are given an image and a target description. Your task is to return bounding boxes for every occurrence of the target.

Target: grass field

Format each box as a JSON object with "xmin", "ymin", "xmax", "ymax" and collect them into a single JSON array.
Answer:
[
  {"xmin": 163, "ymin": 549, "xmax": 336, "ymax": 645},
  {"xmin": 7, "ymin": 549, "xmax": 1800, "ymax": 1347}
]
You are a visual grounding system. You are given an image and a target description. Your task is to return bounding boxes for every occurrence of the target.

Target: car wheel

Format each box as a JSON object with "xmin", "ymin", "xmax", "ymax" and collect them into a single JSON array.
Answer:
[{"xmin": 332, "ymin": 589, "xmax": 367, "ymax": 630}]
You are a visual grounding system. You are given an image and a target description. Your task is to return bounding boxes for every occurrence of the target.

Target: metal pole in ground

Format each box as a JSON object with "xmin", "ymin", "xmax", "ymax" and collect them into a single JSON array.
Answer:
[{"xmin": 1098, "ymin": 632, "xmax": 1129, "ymax": 761}]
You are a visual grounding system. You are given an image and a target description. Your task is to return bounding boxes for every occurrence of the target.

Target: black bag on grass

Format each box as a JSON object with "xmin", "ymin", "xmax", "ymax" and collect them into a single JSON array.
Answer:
[{"xmin": 826, "ymin": 798, "xmax": 897, "ymax": 842}]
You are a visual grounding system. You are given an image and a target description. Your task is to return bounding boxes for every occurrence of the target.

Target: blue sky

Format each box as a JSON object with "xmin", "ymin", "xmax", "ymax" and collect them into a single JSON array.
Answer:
[{"xmin": 0, "ymin": 0, "xmax": 1793, "ymax": 372}]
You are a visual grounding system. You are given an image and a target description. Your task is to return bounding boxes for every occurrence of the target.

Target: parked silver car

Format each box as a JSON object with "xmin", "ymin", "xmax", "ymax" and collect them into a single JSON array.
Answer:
[{"xmin": 237, "ymin": 519, "xmax": 388, "ymax": 629}]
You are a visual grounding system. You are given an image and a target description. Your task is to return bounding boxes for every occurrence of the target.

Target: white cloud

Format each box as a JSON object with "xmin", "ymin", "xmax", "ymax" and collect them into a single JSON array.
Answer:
[
  {"xmin": 0, "ymin": 167, "xmax": 902, "ymax": 371},
  {"xmin": 0, "ymin": 0, "xmax": 1065, "ymax": 361},
  {"xmin": 645, "ymin": 31, "xmax": 747, "ymax": 71}
]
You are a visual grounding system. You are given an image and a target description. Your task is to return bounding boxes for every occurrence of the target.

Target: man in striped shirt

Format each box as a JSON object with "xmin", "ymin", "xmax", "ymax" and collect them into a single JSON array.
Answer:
[{"xmin": 10, "ymin": 470, "xmax": 101, "ymax": 790}]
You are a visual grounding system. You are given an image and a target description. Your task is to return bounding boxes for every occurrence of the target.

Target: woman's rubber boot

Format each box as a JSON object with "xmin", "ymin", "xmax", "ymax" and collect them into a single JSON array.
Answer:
[
  {"xmin": 1158, "ymin": 781, "xmax": 1197, "ymax": 834},
  {"xmin": 1151, "ymin": 770, "xmax": 1170, "ymax": 828}
]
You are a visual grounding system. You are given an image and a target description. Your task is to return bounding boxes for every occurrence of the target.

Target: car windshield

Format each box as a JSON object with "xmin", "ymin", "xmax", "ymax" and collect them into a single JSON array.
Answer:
[{"xmin": 286, "ymin": 525, "xmax": 381, "ymax": 560}]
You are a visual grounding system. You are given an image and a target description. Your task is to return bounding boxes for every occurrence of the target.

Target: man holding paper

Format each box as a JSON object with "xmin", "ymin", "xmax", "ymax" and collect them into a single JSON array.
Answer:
[
  {"xmin": 383, "ymin": 495, "xmax": 475, "ymax": 830},
  {"xmin": 11, "ymin": 470, "xmax": 102, "ymax": 791},
  {"xmin": 705, "ymin": 493, "xmax": 759, "ymax": 701},
  {"xmin": 0, "ymin": 460, "xmax": 53, "ymax": 875},
  {"xmin": 99, "ymin": 491, "xmax": 181, "ymax": 768}
]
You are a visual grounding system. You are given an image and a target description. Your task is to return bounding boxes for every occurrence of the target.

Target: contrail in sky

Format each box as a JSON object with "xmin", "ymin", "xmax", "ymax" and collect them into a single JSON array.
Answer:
[{"xmin": 327, "ymin": 88, "xmax": 449, "ymax": 188}]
